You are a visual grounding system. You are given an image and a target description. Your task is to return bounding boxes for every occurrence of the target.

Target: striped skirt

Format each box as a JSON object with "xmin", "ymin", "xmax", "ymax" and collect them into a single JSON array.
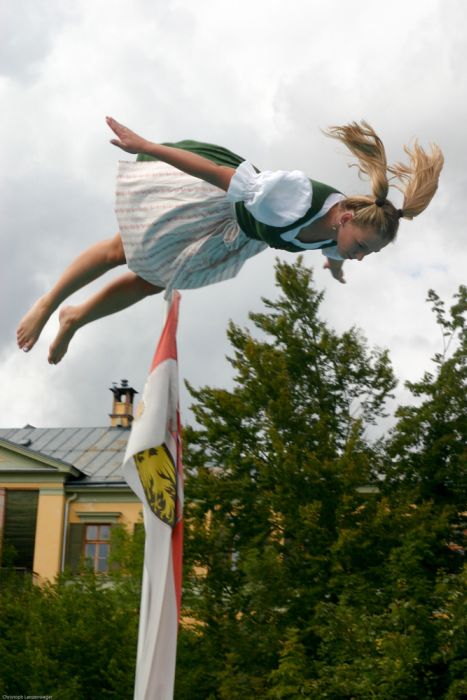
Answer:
[{"xmin": 115, "ymin": 160, "xmax": 267, "ymax": 298}]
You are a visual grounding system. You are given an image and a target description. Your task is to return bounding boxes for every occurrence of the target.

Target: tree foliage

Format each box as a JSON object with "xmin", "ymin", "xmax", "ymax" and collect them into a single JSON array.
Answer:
[
  {"xmin": 387, "ymin": 286, "xmax": 467, "ymax": 504},
  {"xmin": 179, "ymin": 262, "xmax": 466, "ymax": 699},
  {"xmin": 0, "ymin": 566, "xmax": 139, "ymax": 699}
]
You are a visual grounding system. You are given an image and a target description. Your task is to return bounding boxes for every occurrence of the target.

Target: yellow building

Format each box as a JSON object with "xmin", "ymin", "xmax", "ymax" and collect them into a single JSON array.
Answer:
[{"xmin": 0, "ymin": 380, "xmax": 142, "ymax": 582}]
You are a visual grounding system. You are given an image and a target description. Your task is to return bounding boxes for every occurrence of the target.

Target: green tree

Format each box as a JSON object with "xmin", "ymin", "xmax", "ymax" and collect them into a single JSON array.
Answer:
[
  {"xmin": 177, "ymin": 262, "xmax": 466, "ymax": 699},
  {"xmin": 387, "ymin": 286, "xmax": 466, "ymax": 505},
  {"xmin": 0, "ymin": 527, "xmax": 143, "ymax": 699},
  {"xmin": 179, "ymin": 258, "xmax": 397, "ymax": 698}
]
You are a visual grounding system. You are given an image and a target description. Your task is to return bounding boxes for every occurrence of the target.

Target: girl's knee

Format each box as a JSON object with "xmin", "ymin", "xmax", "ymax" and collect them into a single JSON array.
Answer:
[{"xmin": 138, "ymin": 277, "xmax": 163, "ymax": 296}]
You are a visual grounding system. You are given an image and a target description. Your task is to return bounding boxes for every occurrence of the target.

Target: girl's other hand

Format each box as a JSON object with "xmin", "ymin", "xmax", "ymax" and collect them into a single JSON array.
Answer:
[
  {"xmin": 106, "ymin": 116, "xmax": 148, "ymax": 154},
  {"xmin": 323, "ymin": 258, "xmax": 346, "ymax": 284}
]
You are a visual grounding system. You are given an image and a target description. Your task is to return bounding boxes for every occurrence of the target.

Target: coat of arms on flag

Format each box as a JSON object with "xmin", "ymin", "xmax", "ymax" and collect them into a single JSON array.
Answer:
[
  {"xmin": 134, "ymin": 446, "xmax": 177, "ymax": 527},
  {"xmin": 122, "ymin": 291, "xmax": 183, "ymax": 700}
]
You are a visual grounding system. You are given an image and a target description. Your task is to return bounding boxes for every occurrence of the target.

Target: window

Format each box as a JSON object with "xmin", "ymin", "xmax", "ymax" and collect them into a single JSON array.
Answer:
[{"xmin": 83, "ymin": 524, "xmax": 111, "ymax": 573}]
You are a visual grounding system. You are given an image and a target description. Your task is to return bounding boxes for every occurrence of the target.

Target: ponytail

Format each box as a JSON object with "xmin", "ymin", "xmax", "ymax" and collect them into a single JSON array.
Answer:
[
  {"xmin": 324, "ymin": 121, "xmax": 444, "ymax": 241},
  {"xmin": 388, "ymin": 141, "xmax": 444, "ymax": 220}
]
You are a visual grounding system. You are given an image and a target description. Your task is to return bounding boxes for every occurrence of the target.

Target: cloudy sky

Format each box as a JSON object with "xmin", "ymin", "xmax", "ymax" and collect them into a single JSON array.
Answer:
[{"xmin": 1, "ymin": 0, "xmax": 465, "ymax": 435}]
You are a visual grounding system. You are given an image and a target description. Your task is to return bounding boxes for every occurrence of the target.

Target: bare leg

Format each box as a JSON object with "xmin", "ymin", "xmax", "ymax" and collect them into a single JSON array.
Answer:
[
  {"xmin": 48, "ymin": 272, "xmax": 163, "ymax": 364},
  {"xmin": 17, "ymin": 233, "xmax": 126, "ymax": 352}
]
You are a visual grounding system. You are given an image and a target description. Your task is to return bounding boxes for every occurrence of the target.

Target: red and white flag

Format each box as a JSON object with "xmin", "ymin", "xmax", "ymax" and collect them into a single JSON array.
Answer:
[{"xmin": 122, "ymin": 291, "xmax": 183, "ymax": 700}]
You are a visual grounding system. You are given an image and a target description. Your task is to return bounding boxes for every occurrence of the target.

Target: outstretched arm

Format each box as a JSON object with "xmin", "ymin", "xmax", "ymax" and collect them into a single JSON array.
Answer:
[
  {"xmin": 106, "ymin": 117, "xmax": 235, "ymax": 191},
  {"xmin": 323, "ymin": 257, "xmax": 346, "ymax": 284}
]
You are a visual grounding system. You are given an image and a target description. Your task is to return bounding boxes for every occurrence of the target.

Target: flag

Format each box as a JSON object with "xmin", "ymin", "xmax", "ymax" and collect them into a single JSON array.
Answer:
[{"xmin": 122, "ymin": 291, "xmax": 183, "ymax": 700}]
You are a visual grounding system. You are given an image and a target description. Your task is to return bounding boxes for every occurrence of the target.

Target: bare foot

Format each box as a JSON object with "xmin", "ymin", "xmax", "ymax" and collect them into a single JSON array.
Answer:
[
  {"xmin": 48, "ymin": 306, "xmax": 79, "ymax": 365},
  {"xmin": 17, "ymin": 296, "xmax": 54, "ymax": 352}
]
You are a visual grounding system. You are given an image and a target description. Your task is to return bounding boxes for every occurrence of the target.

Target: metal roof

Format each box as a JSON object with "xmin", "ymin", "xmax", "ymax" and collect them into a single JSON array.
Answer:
[{"xmin": 0, "ymin": 426, "xmax": 131, "ymax": 484}]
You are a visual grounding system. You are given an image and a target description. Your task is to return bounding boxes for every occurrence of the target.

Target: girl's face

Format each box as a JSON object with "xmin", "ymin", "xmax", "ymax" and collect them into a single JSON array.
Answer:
[{"xmin": 336, "ymin": 215, "xmax": 387, "ymax": 261}]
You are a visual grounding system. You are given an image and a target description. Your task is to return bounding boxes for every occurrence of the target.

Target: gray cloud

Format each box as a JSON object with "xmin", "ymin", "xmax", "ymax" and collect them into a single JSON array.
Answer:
[
  {"xmin": 1, "ymin": 170, "xmax": 114, "ymax": 344},
  {"xmin": 0, "ymin": 1, "xmax": 76, "ymax": 83},
  {"xmin": 1, "ymin": 0, "xmax": 465, "ymax": 435}
]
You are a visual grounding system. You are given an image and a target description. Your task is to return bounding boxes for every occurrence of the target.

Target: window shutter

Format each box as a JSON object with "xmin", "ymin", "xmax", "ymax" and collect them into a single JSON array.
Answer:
[
  {"xmin": 2, "ymin": 490, "xmax": 39, "ymax": 571},
  {"xmin": 65, "ymin": 523, "xmax": 85, "ymax": 574}
]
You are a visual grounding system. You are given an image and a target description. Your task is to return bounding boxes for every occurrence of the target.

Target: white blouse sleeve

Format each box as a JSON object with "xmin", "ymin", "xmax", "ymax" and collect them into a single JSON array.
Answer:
[{"xmin": 226, "ymin": 160, "xmax": 312, "ymax": 227}]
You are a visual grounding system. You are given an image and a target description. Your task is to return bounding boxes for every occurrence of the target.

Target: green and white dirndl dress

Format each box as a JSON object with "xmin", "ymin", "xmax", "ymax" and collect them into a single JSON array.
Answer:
[{"xmin": 115, "ymin": 141, "xmax": 345, "ymax": 297}]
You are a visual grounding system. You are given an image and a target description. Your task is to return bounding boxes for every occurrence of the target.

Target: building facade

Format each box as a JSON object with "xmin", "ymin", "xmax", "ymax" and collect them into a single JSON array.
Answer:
[{"xmin": 0, "ymin": 380, "xmax": 142, "ymax": 582}]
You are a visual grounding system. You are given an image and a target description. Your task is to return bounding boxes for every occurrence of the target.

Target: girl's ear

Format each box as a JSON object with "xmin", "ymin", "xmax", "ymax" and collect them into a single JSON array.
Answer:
[{"xmin": 341, "ymin": 211, "xmax": 354, "ymax": 224}]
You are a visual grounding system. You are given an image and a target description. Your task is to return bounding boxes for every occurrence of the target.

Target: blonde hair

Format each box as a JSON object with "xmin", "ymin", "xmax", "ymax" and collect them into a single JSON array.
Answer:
[{"xmin": 324, "ymin": 121, "xmax": 444, "ymax": 241}]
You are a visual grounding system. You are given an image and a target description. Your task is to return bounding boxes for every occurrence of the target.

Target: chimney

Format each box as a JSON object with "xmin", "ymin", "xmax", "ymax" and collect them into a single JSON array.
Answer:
[{"xmin": 109, "ymin": 379, "xmax": 138, "ymax": 428}]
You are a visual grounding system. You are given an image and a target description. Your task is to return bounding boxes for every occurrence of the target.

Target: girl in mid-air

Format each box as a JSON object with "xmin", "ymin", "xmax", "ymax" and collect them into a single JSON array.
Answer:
[{"xmin": 17, "ymin": 117, "xmax": 443, "ymax": 364}]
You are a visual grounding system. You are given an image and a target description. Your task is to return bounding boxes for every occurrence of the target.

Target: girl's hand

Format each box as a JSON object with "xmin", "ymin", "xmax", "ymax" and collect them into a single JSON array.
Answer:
[
  {"xmin": 323, "ymin": 258, "xmax": 346, "ymax": 284},
  {"xmin": 106, "ymin": 116, "xmax": 149, "ymax": 154}
]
